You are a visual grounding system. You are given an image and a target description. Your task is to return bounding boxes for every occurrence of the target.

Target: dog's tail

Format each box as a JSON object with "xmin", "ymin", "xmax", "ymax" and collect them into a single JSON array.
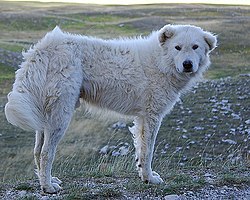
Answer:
[
  {"xmin": 5, "ymin": 91, "xmax": 44, "ymax": 131},
  {"xmin": 5, "ymin": 91, "xmax": 44, "ymax": 132}
]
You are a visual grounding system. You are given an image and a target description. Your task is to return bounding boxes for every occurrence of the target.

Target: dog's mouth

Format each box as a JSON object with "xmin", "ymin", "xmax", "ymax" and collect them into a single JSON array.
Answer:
[
  {"xmin": 183, "ymin": 68, "xmax": 193, "ymax": 73},
  {"xmin": 176, "ymin": 67, "xmax": 195, "ymax": 74}
]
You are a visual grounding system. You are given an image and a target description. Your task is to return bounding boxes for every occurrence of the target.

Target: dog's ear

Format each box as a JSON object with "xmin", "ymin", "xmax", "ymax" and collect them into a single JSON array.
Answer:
[
  {"xmin": 158, "ymin": 25, "xmax": 175, "ymax": 46},
  {"xmin": 204, "ymin": 31, "xmax": 217, "ymax": 51}
]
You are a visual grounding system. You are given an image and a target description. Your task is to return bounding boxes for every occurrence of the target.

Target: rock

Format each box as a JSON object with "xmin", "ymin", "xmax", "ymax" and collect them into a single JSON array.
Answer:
[
  {"xmin": 174, "ymin": 147, "xmax": 183, "ymax": 153},
  {"xmin": 245, "ymin": 119, "xmax": 250, "ymax": 125},
  {"xmin": 164, "ymin": 194, "xmax": 180, "ymax": 200},
  {"xmin": 99, "ymin": 145, "xmax": 109, "ymax": 154},
  {"xmin": 231, "ymin": 113, "xmax": 241, "ymax": 120},
  {"xmin": 112, "ymin": 121, "xmax": 127, "ymax": 129},
  {"xmin": 111, "ymin": 142, "xmax": 130, "ymax": 156},
  {"xmin": 212, "ymin": 108, "xmax": 219, "ymax": 113},
  {"xmin": 41, "ymin": 196, "xmax": 50, "ymax": 200},
  {"xmin": 222, "ymin": 139, "xmax": 237, "ymax": 145},
  {"xmin": 193, "ymin": 126, "xmax": 204, "ymax": 131},
  {"xmin": 182, "ymin": 134, "xmax": 188, "ymax": 139},
  {"xmin": 19, "ymin": 190, "xmax": 27, "ymax": 197},
  {"xmin": 204, "ymin": 173, "xmax": 212, "ymax": 177},
  {"xmin": 118, "ymin": 145, "xmax": 130, "ymax": 156},
  {"xmin": 99, "ymin": 142, "xmax": 130, "ymax": 156},
  {"xmin": 245, "ymin": 129, "xmax": 250, "ymax": 135}
]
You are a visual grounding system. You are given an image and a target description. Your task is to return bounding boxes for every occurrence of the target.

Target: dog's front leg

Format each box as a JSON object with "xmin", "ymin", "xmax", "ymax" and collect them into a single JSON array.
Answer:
[{"xmin": 130, "ymin": 115, "xmax": 163, "ymax": 184}]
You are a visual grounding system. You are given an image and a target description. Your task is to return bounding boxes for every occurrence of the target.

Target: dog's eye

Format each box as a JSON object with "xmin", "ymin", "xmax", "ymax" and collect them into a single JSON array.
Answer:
[
  {"xmin": 192, "ymin": 45, "xmax": 199, "ymax": 50},
  {"xmin": 175, "ymin": 45, "xmax": 181, "ymax": 51}
]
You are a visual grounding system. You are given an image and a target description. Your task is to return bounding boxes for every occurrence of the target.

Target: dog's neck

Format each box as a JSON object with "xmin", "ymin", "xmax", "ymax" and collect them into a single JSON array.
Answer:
[{"xmin": 159, "ymin": 46, "xmax": 207, "ymax": 94}]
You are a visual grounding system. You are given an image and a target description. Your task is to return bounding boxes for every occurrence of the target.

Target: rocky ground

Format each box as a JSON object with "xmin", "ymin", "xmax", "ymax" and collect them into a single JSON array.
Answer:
[{"xmin": 1, "ymin": 178, "xmax": 250, "ymax": 199}]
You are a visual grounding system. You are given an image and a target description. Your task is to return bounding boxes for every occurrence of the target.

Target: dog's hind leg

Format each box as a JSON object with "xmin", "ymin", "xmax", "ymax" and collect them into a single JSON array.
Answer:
[
  {"xmin": 34, "ymin": 131, "xmax": 62, "ymax": 185},
  {"xmin": 34, "ymin": 130, "xmax": 44, "ymax": 175},
  {"xmin": 130, "ymin": 115, "xmax": 164, "ymax": 184},
  {"xmin": 39, "ymin": 93, "xmax": 79, "ymax": 194},
  {"xmin": 39, "ymin": 126, "xmax": 68, "ymax": 194}
]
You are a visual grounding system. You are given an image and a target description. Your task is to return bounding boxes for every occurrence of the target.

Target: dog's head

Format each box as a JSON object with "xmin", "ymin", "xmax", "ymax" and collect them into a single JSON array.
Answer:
[{"xmin": 158, "ymin": 24, "xmax": 217, "ymax": 74}]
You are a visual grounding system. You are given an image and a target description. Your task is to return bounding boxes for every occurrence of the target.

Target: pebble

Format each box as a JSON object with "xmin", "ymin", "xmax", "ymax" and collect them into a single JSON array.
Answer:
[
  {"xmin": 222, "ymin": 139, "xmax": 237, "ymax": 145},
  {"xmin": 164, "ymin": 194, "xmax": 180, "ymax": 200},
  {"xmin": 99, "ymin": 142, "xmax": 130, "ymax": 156},
  {"xmin": 112, "ymin": 121, "xmax": 127, "ymax": 129},
  {"xmin": 245, "ymin": 119, "xmax": 250, "ymax": 125},
  {"xmin": 19, "ymin": 190, "xmax": 27, "ymax": 196}
]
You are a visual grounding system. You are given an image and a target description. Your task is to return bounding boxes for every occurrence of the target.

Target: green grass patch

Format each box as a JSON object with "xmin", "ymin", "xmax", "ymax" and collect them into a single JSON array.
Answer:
[
  {"xmin": 0, "ymin": 64, "xmax": 15, "ymax": 94},
  {"xmin": 206, "ymin": 65, "xmax": 250, "ymax": 79},
  {"xmin": 0, "ymin": 42, "xmax": 24, "ymax": 52},
  {"xmin": 0, "ymin": 16, "xmax": 78, "ymax": 32},
  {"xmin": 0, "ymin": 13, "xmax": 136, "ymax": 37},
  {"xmin": 164, "ymin": 173, "xmax": 206, "ymax": 194},
  {"xmin": 67, "ymin": 13, "xmax": 129, "ymax": 23},
  {"xmin": 218, "ymin": 173, "xmax": 250, "ymax": 186},
  {"xmin": 0, "ymin": 64, "xmax": 15, "ymax": 81}
]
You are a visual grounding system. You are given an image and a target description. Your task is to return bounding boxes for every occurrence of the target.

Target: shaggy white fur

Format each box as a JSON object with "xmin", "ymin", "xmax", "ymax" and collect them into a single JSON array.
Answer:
[{"xmin": 5, "ymin": 24, "xmax": 217, "ymax": 193}]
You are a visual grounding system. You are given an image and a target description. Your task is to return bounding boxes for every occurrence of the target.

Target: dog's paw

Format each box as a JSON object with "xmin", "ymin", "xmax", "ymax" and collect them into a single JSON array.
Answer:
[
  {"xmin": 52, "ymin": 177, "xmax": 62, "ymax": 184},
  {"xmin": 41, "ymin": 183, "xmax": 62, "ymax": 194},
  {"xmin": 143, "ymin": 171, "xmax": 164, "ymax": 184}
]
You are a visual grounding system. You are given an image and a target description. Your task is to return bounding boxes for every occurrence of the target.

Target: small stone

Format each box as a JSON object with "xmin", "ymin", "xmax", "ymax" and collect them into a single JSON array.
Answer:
[
  {"xmin": 212, "ymin": 108, "xmax": 218, "ymax": 113},
  {"xmin": 99, "ymin": 145, "xmax": 109, "ymax": 154},
  {"xmin": 245, "ymin": 129, "xmax": 250, "ymax": 135},
  {"xmin": 118, "ymin": 145, "xmax": 129, "ymax": 156},
  {"xmin": 245, "ymin": 119, "xmax": 250, "ymax": 125},
  {"xmin": 164, "ymin": 194, "xmax": 180, "ymax": 200},
  {"xmin": 182, "ymin": 134, "xmax": 188, "ymax": 139},
  {"xmin": 231, "ymin": 113, "xmax": 241, "ymax": 120},
  {"xmin": 186, "ymin": 191, "xmax": 194, "ymax": 195},
  {"xmin": 182, "ymin": 128, "xmax": 187, "ymax": 133},
  {"xmin": 112, "ymin": 121, "xmax": 127, "ymax": 129},
  {"xmin": 193, "ymin": 126, "xmax": 204, "ymax": 131},
  {"xmin": 221, "ymin": 99, "xmax": 229, "ymax": 103},
  {"xmin": 222, "ymin": 139, "xmax": 237, "ymax": 145},
  {"xmin": 204, "ymin": 173, "xmax": 212, "ymax": 177},
  {"xmin": 19, "ymin": 190, "xmax": 27, "ymax": 196}
]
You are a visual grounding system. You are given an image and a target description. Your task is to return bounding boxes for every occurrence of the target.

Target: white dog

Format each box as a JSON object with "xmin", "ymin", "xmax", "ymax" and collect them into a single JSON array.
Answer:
[{"xmin": 5, "ymin": 24, "xmax": 217, "ymax": 193}]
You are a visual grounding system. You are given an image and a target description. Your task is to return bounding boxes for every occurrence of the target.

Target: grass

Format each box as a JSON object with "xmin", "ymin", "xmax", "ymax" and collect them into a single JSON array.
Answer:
[
  {"xmin": 0, "ymin": 64, "xmax": 15, "ymax": 95},
  {"xmin": 0, "ymin": 42, "xmax": 24, "ymax": 52},
  {"xmin": 0, "ymin": 63, "xmax": 15, "ymax": 81},
  {"xmin": 0, "ymin": 2, "xmax": 249, "ymax": 199}
]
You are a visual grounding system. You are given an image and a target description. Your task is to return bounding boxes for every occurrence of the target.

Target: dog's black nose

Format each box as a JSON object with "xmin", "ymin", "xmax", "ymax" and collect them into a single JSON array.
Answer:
[{"xmin": 183, "ymin": 60, "xmax": 193, "ymax": 72}]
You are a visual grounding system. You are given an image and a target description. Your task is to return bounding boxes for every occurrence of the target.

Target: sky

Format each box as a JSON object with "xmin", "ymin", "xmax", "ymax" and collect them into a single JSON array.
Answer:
[{"xmin": 4, "ymin": 0, "xmax": 250, "ymax": 5}]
